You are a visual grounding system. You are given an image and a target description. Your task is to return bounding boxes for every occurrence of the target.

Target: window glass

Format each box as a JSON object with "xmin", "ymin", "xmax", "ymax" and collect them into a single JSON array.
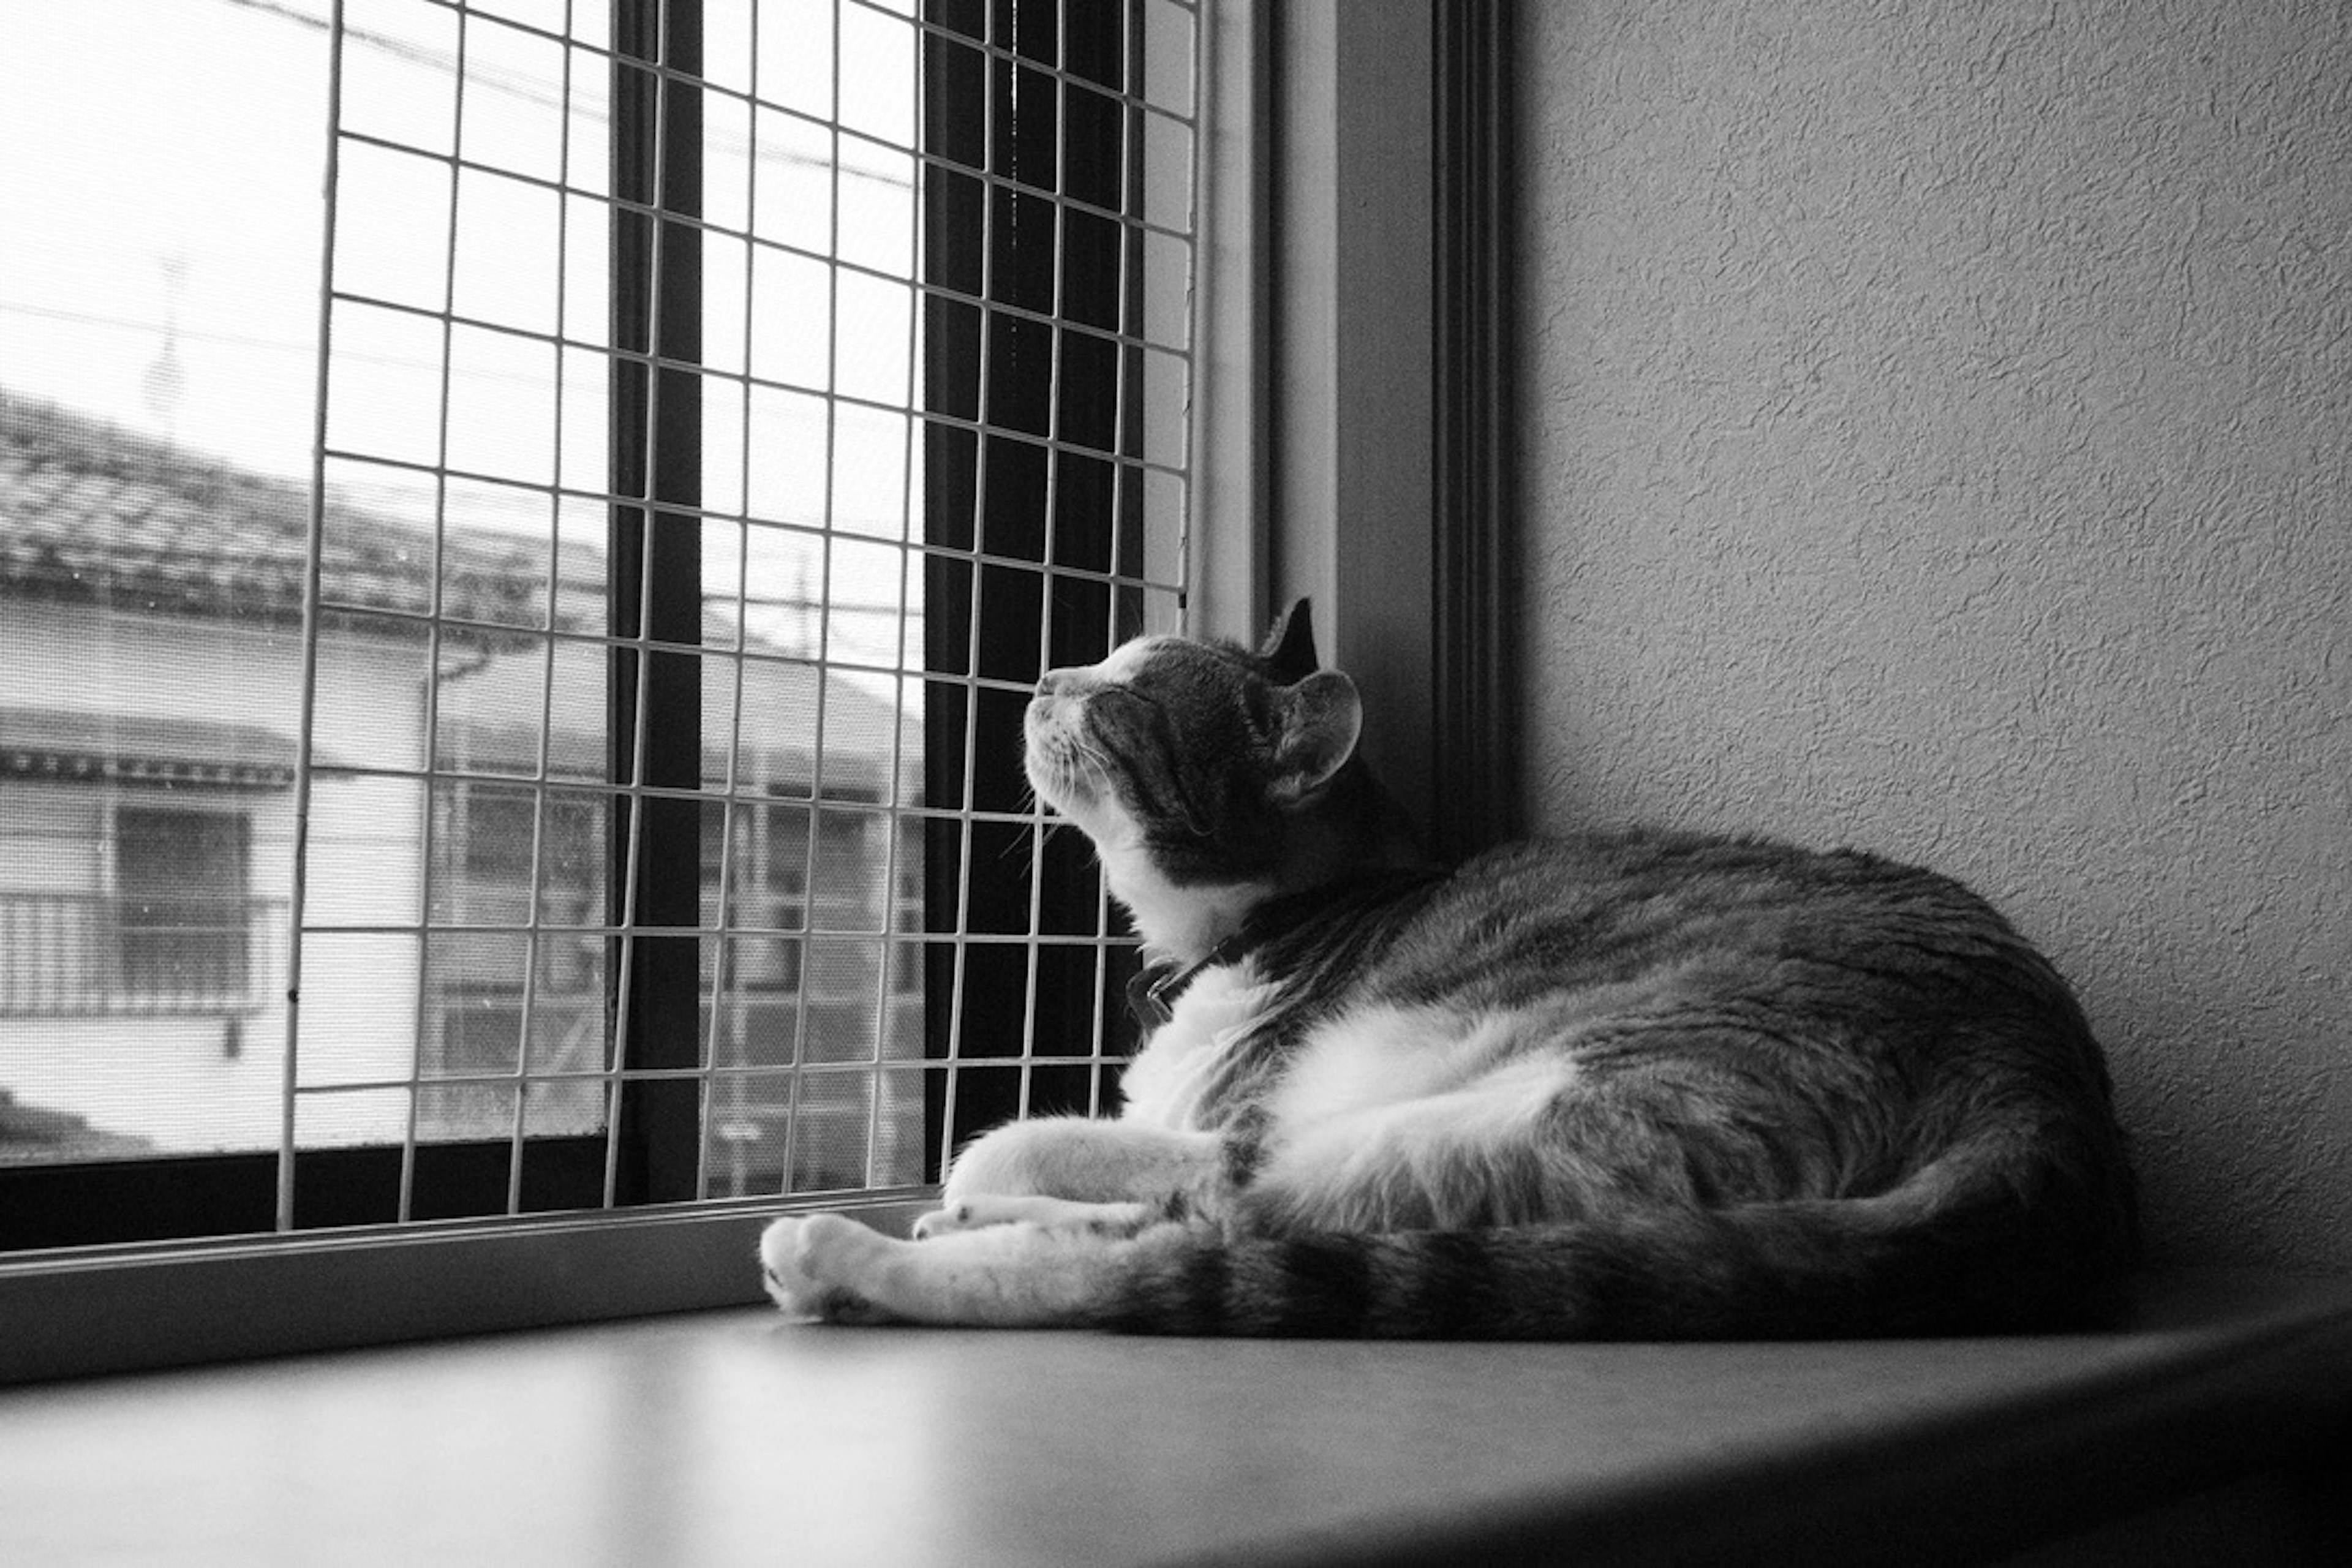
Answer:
[
  {"xmin": 0, "ymin": 0, "xmax": 1199, "ymax": 1239},
  {"xmin": 114, "ymin": 806, "xmax": 255, "ymax": 1009},
  {"xmin": 2, "ymin": 0, "xmax": 328, "ymax": 1164}
]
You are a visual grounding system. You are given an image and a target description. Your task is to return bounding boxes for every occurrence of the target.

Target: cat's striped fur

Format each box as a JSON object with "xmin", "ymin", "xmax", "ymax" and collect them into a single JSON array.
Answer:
[{"xmin": 760, "ymin": 603, "xmax": 2136, "ymax": 1337}]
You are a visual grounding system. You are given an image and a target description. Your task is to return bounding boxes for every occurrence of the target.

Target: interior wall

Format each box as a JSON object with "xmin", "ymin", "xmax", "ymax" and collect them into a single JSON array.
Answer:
[{"xmin": 1514, "ymin": 0, "xmax": 2351, "ymax": 1270}]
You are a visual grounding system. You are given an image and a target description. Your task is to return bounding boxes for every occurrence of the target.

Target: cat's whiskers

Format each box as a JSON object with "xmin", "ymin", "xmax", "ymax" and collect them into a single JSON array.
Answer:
[
  {"xmin": 1006, "ymin": 782, "xmax": 1085, "ymax": 876},
  {"xmin": 1066, "ymin": 732, "xmax": 1117, "ymax": 779}
]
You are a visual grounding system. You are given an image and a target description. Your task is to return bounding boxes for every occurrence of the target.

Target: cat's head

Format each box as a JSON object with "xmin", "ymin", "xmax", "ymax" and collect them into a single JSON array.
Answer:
[{"xmin": 1023, "ymin": 602, "xmax": 1391, "ymax": 956}]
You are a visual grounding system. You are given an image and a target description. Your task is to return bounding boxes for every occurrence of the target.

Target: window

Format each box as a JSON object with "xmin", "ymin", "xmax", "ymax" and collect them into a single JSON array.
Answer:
[
  {"xmin": 1, "ymin": 2, "xmax": 1508, "ymax": 1381},
  {"xmin": 0, "ymin": 715, "xmax": 290, "ymax": 1025},
  {"xmin": 113, "ymin": 805, "xmax": 256, "ymax": 1011},
  {"xmin": 1, "ymin": 0, "xmax": 1198, "ymax": 1256}
]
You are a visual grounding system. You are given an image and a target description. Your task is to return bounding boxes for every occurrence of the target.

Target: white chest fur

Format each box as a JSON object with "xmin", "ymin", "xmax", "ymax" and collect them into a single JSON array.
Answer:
[
  {"xmin": 1262, "ymin": 1003, "xmax": 1579, "ymax": 1137},
  {"xmin": 1118, "ymin": 962, "xmax": 1274, "ymax": 1131}
]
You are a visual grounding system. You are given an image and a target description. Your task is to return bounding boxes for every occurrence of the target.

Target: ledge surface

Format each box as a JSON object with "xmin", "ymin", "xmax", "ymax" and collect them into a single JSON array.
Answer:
[{"xmin": 3, "ymin": 1270, "xmax": 2349, "ymax": 1566}]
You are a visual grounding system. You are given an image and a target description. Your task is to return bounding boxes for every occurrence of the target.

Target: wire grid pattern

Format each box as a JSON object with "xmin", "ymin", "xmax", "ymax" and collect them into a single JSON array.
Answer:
[{"xmin": 283, "ymin": 0, "xmax": 1199, "ymax": 1227}]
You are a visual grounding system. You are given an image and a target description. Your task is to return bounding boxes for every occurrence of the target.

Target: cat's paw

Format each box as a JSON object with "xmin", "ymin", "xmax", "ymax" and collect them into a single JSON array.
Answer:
[
  {"xmin": 909, "ymin": 1193, "xmax": 1071, "ymax": 1238},
  {"xmin": 758, "ymin": 1215, "xmax": 898, "ymax": 1324},
  {"xmin": 915, "ymin": 1193, "xmax": 1155, "ymax": 1240},
  {"xmin": 910, "ymin": 1200, "xmax": 984, "ymax": 1240},
  {"xmin": 938, "ymin": 1116, "xmax": 1083, "ymax": 1202}
]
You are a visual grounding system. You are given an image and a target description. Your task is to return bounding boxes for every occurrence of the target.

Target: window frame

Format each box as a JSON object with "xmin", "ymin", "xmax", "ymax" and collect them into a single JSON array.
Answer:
[
  {"xmin": 0, "ymin": 0, "xmax": 1516, "ymax": 1385},
  {"xmin": 0, "ymin": 796, "xmax": 270, "ymax": 1023},
  {"xmin": 1190, "ymin": 0, "xmax": 1515, "ymax": 855}
]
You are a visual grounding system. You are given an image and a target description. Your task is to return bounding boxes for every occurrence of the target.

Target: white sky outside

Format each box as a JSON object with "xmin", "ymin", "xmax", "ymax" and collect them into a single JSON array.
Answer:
[{"xmin": 0, "ymin": 0, "xmax": 924, "ymax": 674}]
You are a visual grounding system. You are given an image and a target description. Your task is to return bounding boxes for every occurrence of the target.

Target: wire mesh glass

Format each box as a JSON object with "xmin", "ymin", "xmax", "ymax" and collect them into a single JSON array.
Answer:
[
  {"xmin": 290, "ymin": 0, "xmax": 1198, "ymax": 1223},
  {"xmin": 0, "ymin": 0, "xmax": 1197, "ymax": 1243}
]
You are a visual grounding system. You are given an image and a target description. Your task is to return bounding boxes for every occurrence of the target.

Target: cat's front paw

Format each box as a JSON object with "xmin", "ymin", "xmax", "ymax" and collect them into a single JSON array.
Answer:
[
  {"xmin": 908, "ymin": 1193, "xmax": 1076, "ymax": 1238},
  {"xmin": 910, "ymin": 1200, "xmax": 982, "ymax": 1240},
  {"xmin": 758, "ymin": 1215, "xmax": 899, "ymax": 1324},
  {"xmin": 939, "ymin": 1115, "xmax": 1087, "ymax": 1203},
  {"xmin": 915, "ymin": 1193, "xmax": 1156, "ymax": 1240}
]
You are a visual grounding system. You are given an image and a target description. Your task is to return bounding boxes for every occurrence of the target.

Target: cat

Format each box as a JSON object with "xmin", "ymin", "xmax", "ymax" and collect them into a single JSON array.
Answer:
[{"xmin": 760, "ymin": 601, "xmax": 2138, "ymax": 1338}]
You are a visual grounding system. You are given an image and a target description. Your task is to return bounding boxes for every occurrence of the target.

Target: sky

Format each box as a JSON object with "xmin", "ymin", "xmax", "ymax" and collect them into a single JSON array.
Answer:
[
  {"xmin": 0, "ymin": 0, "xmax": 926, "ymax": 673},
  {"xmin": 2, "ymin": 0, "xmax": 337, "ymax": 480}
]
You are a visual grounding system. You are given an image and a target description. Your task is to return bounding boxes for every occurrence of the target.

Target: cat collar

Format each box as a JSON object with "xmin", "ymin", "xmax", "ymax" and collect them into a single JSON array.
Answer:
[{"xmin": 1126, "ymin": 930, "xmax": 1258, "ymax": 1038}]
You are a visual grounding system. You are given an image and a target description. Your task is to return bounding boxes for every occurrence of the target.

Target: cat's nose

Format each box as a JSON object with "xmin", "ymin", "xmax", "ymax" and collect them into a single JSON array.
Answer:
[{"xmin": 1036, "ymin": 669, "xmax": 1080, "ymax": 698}]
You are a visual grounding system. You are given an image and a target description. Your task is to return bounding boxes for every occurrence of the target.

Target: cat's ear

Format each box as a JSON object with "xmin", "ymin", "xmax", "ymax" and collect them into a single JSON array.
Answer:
[
  {"xmin": 1261, "ymin": 598, "xmax": 1319, "ymax": 684},
  {"xmin": 1269, "ymin": 669, "xmax": 1361, "ymax": 803}
]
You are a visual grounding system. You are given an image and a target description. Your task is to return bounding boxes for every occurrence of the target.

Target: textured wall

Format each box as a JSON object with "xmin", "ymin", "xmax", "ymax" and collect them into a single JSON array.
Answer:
[{"xmin": 1516, "ymin": 0, "xmax": 2352, "ymax": 1269}]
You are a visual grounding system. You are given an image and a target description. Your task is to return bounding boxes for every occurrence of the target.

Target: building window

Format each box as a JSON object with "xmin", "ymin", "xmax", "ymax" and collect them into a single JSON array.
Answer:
[
  {"xmin": 111, "ymin": 805, "xmax": 254, "ymax": 1011},
  {"xmin": 0, "ymin": 711, "xmax": 295, "ymax": 1045}
]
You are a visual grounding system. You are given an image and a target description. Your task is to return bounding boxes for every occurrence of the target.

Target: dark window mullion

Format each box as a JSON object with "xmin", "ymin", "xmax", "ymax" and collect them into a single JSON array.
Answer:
[
  {"xmin": 610, "ymin": 0, "xmax": 705, "ymax": 1207},
  {"xmin": 921, "ymin": 0, "xmax": 984, "ymax": 1182},
  {"xmin": 924, "ymin": 0, "xmax": 1138, "ymax": 1170},
  {"xmin": 1430, "ymin": 0, "xmax": 1519, "ymax": 862}
]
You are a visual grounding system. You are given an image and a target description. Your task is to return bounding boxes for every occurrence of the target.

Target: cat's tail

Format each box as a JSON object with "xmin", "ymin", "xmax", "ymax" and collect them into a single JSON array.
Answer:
[{"xmin": 1093, "ymin": 1137, "xmax": 2137, "ymax": 1339}]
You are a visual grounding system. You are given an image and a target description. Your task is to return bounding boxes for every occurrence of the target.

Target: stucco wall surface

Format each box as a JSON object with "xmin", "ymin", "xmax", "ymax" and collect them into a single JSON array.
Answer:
[{"xmin": 1516, "ymin": 0, "xmax": 2351, "ymax": 1268}]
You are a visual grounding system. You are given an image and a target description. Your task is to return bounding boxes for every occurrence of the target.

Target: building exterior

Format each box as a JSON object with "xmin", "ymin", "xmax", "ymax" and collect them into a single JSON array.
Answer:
[{"xmin": 1, "ymin": 391, "xmax": 922, "ymax": 1195}]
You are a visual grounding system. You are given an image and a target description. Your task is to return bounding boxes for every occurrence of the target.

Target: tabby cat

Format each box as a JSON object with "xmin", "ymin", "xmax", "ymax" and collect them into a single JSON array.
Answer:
[{"xmin": 760, "ymin": 603, "xmax": 2136, "ymax": 1337}]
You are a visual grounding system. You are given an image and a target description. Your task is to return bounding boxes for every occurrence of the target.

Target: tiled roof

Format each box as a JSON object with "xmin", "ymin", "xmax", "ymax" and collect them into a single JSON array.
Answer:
[
  {"xmin": 1, "ymin": 388, "xmax": 921, "ymax": 799},
  {"xmin": 0, "ymin": 707, "xmax": 298, "ymax": 790},
  {"xmin": 0, "ymin": 390, "xmax": 558, "ymax": 627}
]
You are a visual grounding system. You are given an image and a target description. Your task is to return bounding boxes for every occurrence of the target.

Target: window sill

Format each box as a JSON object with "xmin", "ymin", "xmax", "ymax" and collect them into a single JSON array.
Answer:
[{"xmin": 4, "ymin": 1269, "xmax": 2348, "ymax": 1566}]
